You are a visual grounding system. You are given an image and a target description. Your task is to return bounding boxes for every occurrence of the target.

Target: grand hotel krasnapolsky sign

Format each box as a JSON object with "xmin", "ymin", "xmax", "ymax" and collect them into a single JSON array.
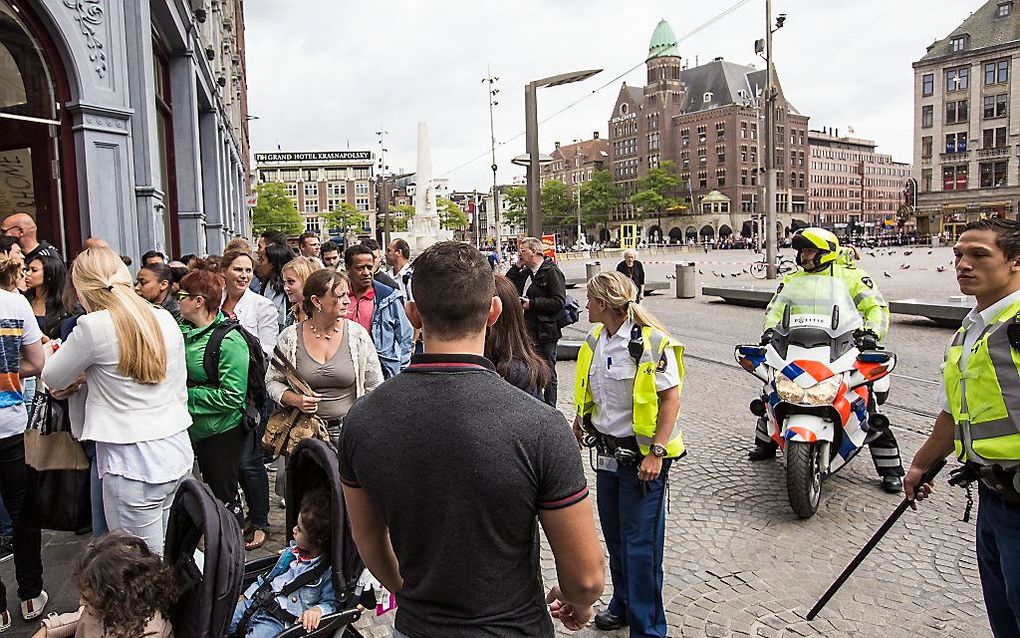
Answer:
[{"xmin": 254, "ymin": 151, "xmax": 372, "ymax": 163}]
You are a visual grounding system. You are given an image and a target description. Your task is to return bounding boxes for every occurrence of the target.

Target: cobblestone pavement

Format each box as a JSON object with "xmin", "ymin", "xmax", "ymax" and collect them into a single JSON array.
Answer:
[{"xmin": 1, "ymin": 247, "xmax": 990, "ymax": 637}]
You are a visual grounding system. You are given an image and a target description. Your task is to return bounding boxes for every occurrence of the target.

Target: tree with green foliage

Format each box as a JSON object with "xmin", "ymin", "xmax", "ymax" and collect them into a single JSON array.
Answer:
[
  {"xmin": 437, "ymin": 198, "xmax": 469, "ymax": 231},
  {"xmin": 579, "ymin": 170, "xmax": 619, "ymax": 232},
  {"xmin": 540, "ymin": 179, "xmax": 573, "ymax": 232},
  {"xmin": 323, "ymin": 202, "xmax": 368, "ymax": 240},
  {"xmin": 503, "ymin": 187, "xmax": 527, "ymax": 230},
  {"xmin": 251, "ymin": 182, "xmax": 303, "ymax": 236},
  {"xmin": 629, "ymin": 161, "xmax": 687, "ymax": 239},
  {"xmin": 386, "ymin": 204, "xmax": 415, "ymax": 232}
]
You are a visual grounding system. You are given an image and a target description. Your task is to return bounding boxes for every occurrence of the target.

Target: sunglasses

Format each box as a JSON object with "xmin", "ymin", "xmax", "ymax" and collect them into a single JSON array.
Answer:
[{"xmin": 176, "ymin": 291, "xmax": 201, "ymax": 301}]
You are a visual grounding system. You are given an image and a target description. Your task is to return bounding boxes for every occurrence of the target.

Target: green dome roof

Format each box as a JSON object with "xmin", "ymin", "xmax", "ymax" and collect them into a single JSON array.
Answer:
[
  {"xmin": 648, "ymin": 19, "xmax": 680, "ymax": 60},
  {"xmin": 702, "ymin": 190, "xmax": 731, "ymax": 203}
]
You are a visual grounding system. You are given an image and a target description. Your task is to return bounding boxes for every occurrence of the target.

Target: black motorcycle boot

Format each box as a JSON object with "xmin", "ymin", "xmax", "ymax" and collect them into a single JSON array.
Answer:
[
  {"xmin": 748, "ymin": 443, "xmax": 778, "ymax": 461},
  {"xmin": 594, "ymin": 610, "xmax": 627, "ymax": 630},
  {"xmin": 881, "ymin": 476, "xmax": 903, "ymax": 494}
]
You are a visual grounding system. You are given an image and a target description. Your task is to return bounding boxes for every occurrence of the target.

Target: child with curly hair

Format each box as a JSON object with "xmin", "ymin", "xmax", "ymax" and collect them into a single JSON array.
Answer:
[
  {"xmin": 230, "ymin": 490, "xmax": 336, "ymax": 637},
  {"xmin": 31, "ymin": 531, "xmax": 176, "ymax": 637}
]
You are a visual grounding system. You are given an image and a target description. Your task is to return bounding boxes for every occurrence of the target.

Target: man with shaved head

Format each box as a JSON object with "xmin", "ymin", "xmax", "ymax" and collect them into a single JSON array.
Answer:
[{"xmin": 0, "ymin": 214, "xmax": 60, "ymax": 263}]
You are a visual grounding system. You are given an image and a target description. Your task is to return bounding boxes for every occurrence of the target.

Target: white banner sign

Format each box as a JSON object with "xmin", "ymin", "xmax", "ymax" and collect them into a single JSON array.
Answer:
[{"xmin": 0, "ymin": 148, "xmax": 36, "ymax": 218}]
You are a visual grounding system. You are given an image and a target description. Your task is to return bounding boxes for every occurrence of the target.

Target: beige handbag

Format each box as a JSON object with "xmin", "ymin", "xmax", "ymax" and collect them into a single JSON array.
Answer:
[
  {"xmin": 24, "ymin": 392, "xmax": 89, "ymax": 472},
  {"xmin": 263, "ymin": 346, "xmax": 329, "ymax": 456}
]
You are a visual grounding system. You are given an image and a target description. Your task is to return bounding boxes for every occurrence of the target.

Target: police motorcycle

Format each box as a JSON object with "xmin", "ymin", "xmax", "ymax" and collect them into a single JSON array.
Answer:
[{"xmin": 735, "ymin": 276, "xmax": 897, "ymax": 518}]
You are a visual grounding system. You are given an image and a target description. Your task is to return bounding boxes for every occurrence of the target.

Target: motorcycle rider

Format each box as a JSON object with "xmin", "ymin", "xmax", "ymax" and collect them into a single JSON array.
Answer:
[{"xmin": 749, "ymin": 227, "xmax": 904, "ymax": 494}]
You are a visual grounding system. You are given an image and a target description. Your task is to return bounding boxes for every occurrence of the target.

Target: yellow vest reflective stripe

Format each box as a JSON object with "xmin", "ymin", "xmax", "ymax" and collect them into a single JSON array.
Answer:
[
  {"xmin": 943, "ymin": 300, "xmax": 1020, "ymax": 466},
  {"xmin": 573, "ymin": 324, "xmax": 686, "ymax": 458}
]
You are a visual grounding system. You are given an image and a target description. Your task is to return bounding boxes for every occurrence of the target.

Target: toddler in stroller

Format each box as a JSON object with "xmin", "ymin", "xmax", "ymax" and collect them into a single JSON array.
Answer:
[{"xmin": 230, "ymin": 490, "xmax": 335, "ymax": 637}]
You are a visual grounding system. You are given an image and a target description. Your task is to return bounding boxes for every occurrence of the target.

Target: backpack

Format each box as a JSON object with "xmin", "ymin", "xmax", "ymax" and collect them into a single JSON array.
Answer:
[
  {"xmin": 556, "ymin": 295, "xmax": 581, "ymax": 329},
  {"xmin": 201, "ymin": 319, "xmax": 268, "ymax": 432}
]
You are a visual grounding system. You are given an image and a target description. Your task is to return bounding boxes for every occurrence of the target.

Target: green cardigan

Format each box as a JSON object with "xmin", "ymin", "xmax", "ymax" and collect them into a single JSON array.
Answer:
[{"xmin": 182, "ymin": 312, "xmax": 250, "ymax": 442}]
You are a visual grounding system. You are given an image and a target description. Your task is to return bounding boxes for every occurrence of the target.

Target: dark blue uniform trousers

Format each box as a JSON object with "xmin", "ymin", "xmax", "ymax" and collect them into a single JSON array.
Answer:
[
  {"xmin": 977, "ymin": 483, "xmax": 1020, "ymax": 638},
  {"xmin": 596, "ymin": 459, "xmax": 671, "ymax": 638}
]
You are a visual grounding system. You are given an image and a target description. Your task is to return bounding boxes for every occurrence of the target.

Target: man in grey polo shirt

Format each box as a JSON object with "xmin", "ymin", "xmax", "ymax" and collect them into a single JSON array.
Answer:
[{"xmin": 339, "ymin": 242, "xmax": 604, "ymax": 637}]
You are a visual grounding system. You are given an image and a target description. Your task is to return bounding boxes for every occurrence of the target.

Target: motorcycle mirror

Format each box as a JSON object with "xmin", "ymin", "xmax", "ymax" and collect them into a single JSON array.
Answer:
[
  {"xmin": 782, "ymin": 304, "xmax": 791, "ymax": 331},
  {"xmin": 831, "ymin": 305, "xmax": 840, "ymax": 331},
  {"xmin": 858, "ymin": 352, "xmax": 891, "ymax": 363}
]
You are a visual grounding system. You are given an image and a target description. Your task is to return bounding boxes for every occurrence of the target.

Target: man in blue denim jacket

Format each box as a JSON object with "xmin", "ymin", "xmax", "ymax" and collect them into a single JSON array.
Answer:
[
  {"xmin": 230, "ymin": 492, "xmax": 336, "ymax": 637},
  {"xmin": 345, "ymin": 245, "xmax": 413, "ymax": 378}
]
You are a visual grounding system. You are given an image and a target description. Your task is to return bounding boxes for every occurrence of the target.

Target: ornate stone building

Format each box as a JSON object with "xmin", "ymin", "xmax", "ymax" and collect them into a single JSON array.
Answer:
[
  {"xmin": 912, "ymin": 0, "xmax": 1020, "ymax": 238},
  {"xmin": 0, "ymin": 0, "xmax": 250, "ymax": 260},
  {"xmin": 608, "ymin": 19, "xmax": 810, "ymax": 244}
]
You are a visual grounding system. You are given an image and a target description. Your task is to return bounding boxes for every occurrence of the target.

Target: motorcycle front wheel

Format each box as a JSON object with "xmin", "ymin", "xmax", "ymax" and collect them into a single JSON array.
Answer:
[{"xmin": 786, "ymin": 441, "xmax": 822, "ymax": 518}]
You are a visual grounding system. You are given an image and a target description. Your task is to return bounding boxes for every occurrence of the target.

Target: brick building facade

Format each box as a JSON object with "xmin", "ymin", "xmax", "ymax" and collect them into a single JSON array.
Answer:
[{"xmin": 607, "ymin": 19, "xmax": 810, "ymax": 244}]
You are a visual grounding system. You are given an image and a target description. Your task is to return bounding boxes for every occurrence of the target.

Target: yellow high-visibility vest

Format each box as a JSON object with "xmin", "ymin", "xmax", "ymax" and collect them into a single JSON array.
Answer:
[
  {"xmin": 943, "ymin": 300, "xmax": 1020, "ymax": 465},
  {"xmin": 574, "ymin": 324, "xmax": 686, "ymax": 458}
]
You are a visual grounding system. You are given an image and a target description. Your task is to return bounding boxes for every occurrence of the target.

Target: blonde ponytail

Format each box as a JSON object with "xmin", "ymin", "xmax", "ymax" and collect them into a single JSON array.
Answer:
[
  {"xmin": 586, "ymin": 271, "xmax": 675, "ymax": 340},
  {"xmin": 72, "ymin": 247, "xmax": 168, "ymax": 384},
  {"xmin": 0, "ymin": 252, "xmax": 23, "ymax": 291}
]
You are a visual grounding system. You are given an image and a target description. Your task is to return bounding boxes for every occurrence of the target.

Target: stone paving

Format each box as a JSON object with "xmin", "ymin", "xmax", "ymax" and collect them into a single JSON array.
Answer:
[{"xmin": 0, "ymin": 246, "xmax": 992, "ymax": 637}]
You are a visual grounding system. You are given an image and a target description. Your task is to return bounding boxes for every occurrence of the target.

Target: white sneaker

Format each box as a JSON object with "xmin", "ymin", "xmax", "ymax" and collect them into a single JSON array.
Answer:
[
  {"xmin": 21, "ymin": 589, "xmax": 47, "ymax": 620},
  {"xmin": 0, "ymin": 609, "xmax": 10, "ymax": 633}
]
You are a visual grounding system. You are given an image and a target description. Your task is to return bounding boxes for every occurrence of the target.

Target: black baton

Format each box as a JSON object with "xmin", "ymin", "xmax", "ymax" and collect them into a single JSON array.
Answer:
[{"xmin": 806, "ymin": 457, "xmax": 947, "ymax": 620}]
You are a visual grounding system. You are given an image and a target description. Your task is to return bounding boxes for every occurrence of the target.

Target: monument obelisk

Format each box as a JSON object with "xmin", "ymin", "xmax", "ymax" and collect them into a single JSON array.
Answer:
[{"xmin": 407, "ymin": 121, "xmax": 451, "ymax": 253}]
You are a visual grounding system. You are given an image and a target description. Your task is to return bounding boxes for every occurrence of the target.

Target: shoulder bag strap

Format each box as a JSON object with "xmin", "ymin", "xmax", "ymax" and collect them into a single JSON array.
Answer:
[{"xmin": 271, "ymin": 342, "xmax": 317, "ymax": 397}]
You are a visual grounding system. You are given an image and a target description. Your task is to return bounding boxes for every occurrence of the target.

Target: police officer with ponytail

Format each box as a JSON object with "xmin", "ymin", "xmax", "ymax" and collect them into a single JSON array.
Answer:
[
  {"xmin": 573, "ymin": 271, "xmax": 685, "ymax": 637},
  {"xmin": 907, "ymin": 218, "xmax": 1020, "ymax": 638}
]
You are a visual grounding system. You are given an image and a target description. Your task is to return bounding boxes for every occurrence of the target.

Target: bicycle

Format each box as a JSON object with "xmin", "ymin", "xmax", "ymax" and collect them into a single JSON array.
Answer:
[{"xmin": 749, "ymin": 253, "xmax": 797, "ymax": 279}]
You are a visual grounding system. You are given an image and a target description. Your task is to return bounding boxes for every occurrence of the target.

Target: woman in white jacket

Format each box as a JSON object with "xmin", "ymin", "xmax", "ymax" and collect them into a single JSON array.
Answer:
[{"xmin": 42, "ymin": 247, "xmax": 192, "ymax": 555}]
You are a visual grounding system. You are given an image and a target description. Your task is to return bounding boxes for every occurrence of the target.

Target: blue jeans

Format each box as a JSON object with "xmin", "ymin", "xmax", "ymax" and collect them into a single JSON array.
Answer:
[
  {"xmin": 977, "ymin": 483, "xmax": 1020, "ymax": 638},
  {"xmin": 230, "ymin": 598, "xmax": 287, "ymax": 638},
  {"xmin": 83, "ymin": 442, "xmax": 107, "ymax": 536},
  {"xmin": 596, "ymin": 459, "xmax": 672, "ymax": 638}
]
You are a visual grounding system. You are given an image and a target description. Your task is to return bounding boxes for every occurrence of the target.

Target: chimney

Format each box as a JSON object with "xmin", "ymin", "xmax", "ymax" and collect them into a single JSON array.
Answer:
[
  {"xmin": 593, "ymin": 131, "xmax": 600, "ymax": 140},
  {"xmin": 555, "ymin": 141, "xmax": 561, "ymax": 149}
]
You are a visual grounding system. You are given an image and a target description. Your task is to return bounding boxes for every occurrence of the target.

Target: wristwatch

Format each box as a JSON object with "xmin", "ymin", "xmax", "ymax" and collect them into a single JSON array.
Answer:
[{"xmin": 650, "ymin": 444, "xmax": 668, "ymax": 458}]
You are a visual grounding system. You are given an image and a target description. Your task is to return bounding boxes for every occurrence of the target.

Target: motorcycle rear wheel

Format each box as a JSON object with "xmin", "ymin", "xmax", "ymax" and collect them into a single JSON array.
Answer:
[{"xmin": 786, "ymin": 441, "xmax": 822, "ymax": 518}]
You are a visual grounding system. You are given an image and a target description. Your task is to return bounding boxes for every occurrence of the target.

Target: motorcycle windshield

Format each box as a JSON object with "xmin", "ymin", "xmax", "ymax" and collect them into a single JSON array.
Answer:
[{"xmin": 772, "ymin": 276, "xmax": 862, "ymax": 339}]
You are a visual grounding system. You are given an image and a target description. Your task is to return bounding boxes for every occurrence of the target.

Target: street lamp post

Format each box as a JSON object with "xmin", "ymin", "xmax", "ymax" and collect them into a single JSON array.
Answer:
[
  {"xmin": 576, "ymin": 184, "xmax": 583, "ymax": 246},
  {"xmin": 483, "ymin": 71, "xmax": 501, "ymax": 255},
  {"xmin": 759, "ymin": 1, "xmax": 786, "ymax": 279},
  {"xmin": 523, "ymin": 69, "xmax": 602, "ymax": 237},
  {"xmin": 376, "ymin": 129, "xmax": 390, "ymax": 246}
]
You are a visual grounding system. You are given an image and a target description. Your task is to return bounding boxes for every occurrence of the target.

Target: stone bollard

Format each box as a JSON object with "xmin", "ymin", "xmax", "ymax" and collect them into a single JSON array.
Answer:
[
  {"xmin": 676, "ymin": 262, "xmax": 696, "ymax": 299},
  {"xmin": 585, "ymin": 262, "xmax": 601, "ymax": 282}
]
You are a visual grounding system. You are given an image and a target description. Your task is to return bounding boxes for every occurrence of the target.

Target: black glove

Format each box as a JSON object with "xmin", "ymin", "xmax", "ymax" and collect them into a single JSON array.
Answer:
[
  {"xmin": 854, "ymin": 330, "xmax": 878, "ymax": 352},
  {"xmin": 759, "ymin": 329, "xmax": 775, "ymax": 346}
]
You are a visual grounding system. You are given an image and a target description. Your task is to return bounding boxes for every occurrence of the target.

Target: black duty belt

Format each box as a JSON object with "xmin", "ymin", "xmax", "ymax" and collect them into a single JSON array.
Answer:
[
  {"xmin": 583, "ymin": 427, "xmax": 642, "ymax": 467},
  {"xmin": 950, "ymin": 462, "xmax": 1020, "ymax": 520}
]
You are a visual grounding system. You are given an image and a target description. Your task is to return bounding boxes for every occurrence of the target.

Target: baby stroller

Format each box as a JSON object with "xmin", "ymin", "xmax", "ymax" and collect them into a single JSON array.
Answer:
[
  {"xmin": 243, "ymin": 437, "xmax": 370, "ymax": 637},
  {"xmin": 164, "ymin": 479, "xmax": 246, "ymax": 638},
  {"xmin": 165, "ymin": 436, "xmax": 373, "ymax": 636}
]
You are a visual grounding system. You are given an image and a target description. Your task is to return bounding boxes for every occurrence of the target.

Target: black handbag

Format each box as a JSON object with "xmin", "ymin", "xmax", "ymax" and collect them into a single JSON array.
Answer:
[{"xmin": 24, "ymin": 392, "xmax": 91, "ymax": 532}]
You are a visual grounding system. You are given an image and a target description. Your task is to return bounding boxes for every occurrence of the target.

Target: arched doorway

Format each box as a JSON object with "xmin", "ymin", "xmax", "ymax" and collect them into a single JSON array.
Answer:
[
  {"xmin": 668, "ymin": 227, "xmax": 682, "ymax": 243},
  {"xmin": 741, "ymin": 219, "xmax": 760, "ymax": 237},
  {"xmin": 699, "ymin": 225, "xmax": 715, "ymax": 240},
  {"xmin": 599, "ymin": 227, "xmax": 610, "ymax": 242},
  {"xmin": 648, "ymin": 225, "xmax": 662, "ymax": 243},
  {"xmin": 685, "ymin": 226, "xmax": 698, "ymax": 242},
  {"xmin": 0, "ymin": 0, "xmax": 79, "ymax": 255},
  {"xmin": 719, "ymin": 224, "xmax": 732, "ymax": 238}
]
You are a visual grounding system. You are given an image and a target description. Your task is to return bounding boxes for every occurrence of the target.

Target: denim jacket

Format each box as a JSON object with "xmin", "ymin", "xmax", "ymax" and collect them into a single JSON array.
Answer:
[
  {"xmin": 369, "ymin": 281, "xmax": 413, "ymax": 378},
  {"xmin": 243, "ymin": 542, "xmax": 337, "ymax": 617}
]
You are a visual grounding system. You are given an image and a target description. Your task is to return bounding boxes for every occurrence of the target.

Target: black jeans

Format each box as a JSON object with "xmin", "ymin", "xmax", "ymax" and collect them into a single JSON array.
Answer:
[
  {"xmin": 0, "ymin": 434, "xmax": 43, "ymax": 610},
  {"xmin": 238, "ymin": 398, "xmax": 272, "ymax": 530},
  {"xmin": 537, "ymin": 340, "xmax": 558, "ymax": 407},
  {"xmin": 195, "ymin": 426, "xmax": 247, "ymax": 525}
]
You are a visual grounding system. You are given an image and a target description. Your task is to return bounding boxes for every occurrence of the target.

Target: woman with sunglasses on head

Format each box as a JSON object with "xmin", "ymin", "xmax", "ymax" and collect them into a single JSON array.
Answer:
[
  {"xmin": 178, "ymin": 270, "xmax": 249, "ymax": 525},
  {"xmin": 134, "ymin": 262, "xmax": 180, "ymax": 322}
]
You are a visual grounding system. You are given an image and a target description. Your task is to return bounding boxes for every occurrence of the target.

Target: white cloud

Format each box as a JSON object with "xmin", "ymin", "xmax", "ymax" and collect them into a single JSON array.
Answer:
[{"xmin": 245, "ymin": 0, "xmax": 984, "ymax": 187}]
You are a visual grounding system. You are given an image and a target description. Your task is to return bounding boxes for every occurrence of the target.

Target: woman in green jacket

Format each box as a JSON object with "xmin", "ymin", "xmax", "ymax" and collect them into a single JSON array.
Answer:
[{"xmin": 179, "ymin": 269, "xmax": 250, "ymax": 524}]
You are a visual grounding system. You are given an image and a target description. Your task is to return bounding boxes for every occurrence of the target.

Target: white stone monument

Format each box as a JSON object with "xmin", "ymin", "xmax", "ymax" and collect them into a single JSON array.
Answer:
[{"xmin": 404, "ymin": 121, "xmax": 452, "ymax": 253}]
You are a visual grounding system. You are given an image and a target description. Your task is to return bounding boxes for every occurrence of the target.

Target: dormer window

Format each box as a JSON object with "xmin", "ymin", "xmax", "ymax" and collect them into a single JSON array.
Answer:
[
  {"xmin": 703, "ymin": 91, "xmax": 713, "ymax": 103},
  {"xmin": 951, "ymin": 35, "xmax": 968, "ymax": 52},
  {"xmin": 620, "ymin": 103, "xmax": 629, "ymax": 115},
  {"xmin": 998, "ymin": 2, "xmax": 1012, "ymax": 17}
]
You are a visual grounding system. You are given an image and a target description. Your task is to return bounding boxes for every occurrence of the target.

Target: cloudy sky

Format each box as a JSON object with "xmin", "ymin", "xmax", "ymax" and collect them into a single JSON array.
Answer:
[{"xmin": 245, "ymin": 0, "xmax": 982, "ymax": 189}]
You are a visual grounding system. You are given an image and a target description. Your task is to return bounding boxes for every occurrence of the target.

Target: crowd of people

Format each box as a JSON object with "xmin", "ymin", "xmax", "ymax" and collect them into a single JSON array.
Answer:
[
  {"xmin": 2, "ymin": 212, "xmax": 1015, "ymax": 638},
  {"xmin": 0, "ymin": 214, "xmax": 590, "ymax": 635}
]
